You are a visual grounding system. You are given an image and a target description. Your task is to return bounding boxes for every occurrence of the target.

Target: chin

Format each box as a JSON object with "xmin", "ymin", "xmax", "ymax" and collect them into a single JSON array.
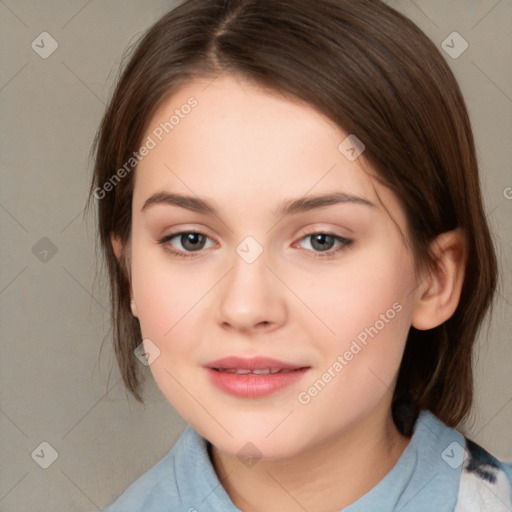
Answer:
[{"xmin": 191, "ymin": 414, "xmax": 312, "ymax": 461}]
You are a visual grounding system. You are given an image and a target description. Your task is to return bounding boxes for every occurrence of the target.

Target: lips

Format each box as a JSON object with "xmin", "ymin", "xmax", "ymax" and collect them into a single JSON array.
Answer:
[
  {"xmin": 205, "ymin": 356, "xmax": 306, "ymax": 371},
  {"xmin": 204, "ymin": 356, "xmax": 310, "ymax": 398},
  {"xmin": 216, "ymin": 368, "xmax": 293, "ymax": 375}
]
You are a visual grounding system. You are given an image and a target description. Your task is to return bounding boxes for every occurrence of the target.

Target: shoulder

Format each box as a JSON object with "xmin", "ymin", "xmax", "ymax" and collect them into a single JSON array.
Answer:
[
  {"xmin": 394, "ymin": 407, "xmax": 512, "ymax": 512},
  {"xmin": 454, "ymin": 437, "xmax": 512, "ymax": 512},
  {"xmin": 102, "ymin": 446, "xmax": 177, "ymax": 511},
  {"xmin": 102, "ymin": 426, "xmax": 201, "ymax": 511}
]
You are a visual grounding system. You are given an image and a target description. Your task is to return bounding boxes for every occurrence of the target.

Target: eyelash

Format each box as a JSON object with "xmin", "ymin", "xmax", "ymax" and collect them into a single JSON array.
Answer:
[{"xmin": 157, "ymin": 230, "xmax": 354, "ymax": 260}]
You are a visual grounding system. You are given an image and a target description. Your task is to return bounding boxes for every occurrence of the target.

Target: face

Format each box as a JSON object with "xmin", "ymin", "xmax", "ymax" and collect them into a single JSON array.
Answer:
[{"xmin": 128, "ymin": 74, "xmax": 421, "ymax": 460}]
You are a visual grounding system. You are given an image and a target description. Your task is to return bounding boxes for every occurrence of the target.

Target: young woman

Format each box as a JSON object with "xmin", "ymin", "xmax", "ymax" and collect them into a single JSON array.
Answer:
[{"xmin": 89, "ymin": 0, "xmax": 512, "ymax": 510}]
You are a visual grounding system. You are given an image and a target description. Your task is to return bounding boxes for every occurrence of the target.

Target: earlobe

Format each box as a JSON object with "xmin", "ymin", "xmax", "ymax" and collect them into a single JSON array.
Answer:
[
  {"xmin": 411, "ymin": 228, "xmax": 467, "ymax": 331},
  {"xmin": 130, "ymin": 299, "xmax": 138, "ymax": 317}
]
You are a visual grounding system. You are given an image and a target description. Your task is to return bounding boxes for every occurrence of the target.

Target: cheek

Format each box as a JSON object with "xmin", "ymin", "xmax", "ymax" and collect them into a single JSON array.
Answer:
[
  {"xmin": 299, "ymin": 239, "xmax": 415, "ymax": 384},
  {"xmin": 130, "ymin": 241, "xmax": 195, "ymax": 343},
  {"xmin": 130, "ymin": 248, "xmax": 205, "ymax": 409},
  {"xmin": 305, "ymin": 241, "xmax": 414, "ymax": 339}
]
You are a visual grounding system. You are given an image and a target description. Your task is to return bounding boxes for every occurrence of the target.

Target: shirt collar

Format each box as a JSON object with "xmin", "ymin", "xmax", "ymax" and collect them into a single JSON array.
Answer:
[{"xmin": 175, "ymin": 409, "xmax": 464, "ymax": 511}]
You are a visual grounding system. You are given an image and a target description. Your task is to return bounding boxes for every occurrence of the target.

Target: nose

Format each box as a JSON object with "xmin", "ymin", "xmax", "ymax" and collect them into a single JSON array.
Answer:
[{"xmin": 215, "ymin": 250, "xmax": 287, "ymax": 335}]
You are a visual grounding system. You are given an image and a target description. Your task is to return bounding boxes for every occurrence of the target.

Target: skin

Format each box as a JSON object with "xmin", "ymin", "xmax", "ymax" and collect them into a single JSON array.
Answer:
[{"xmin": 112, "ymin": 74, "xmax": 466, "ymax": 511}]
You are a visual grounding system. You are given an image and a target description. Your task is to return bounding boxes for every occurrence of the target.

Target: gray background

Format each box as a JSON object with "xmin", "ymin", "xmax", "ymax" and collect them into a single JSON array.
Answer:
[{"xmin": 0, "ymin": 0, "xmax": 511, "ymax": 510}]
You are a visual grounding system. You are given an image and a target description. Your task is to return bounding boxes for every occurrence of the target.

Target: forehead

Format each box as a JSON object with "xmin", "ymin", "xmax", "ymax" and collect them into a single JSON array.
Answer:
[{"xmin": 132, "ymin": 75, "xmax": 406, "ymax": 230}]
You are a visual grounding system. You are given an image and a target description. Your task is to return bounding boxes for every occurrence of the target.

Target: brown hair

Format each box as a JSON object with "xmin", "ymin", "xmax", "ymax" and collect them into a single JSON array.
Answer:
[{"xmin": 88, "ymin": 0, "xmax": 498, "ymax": 434}]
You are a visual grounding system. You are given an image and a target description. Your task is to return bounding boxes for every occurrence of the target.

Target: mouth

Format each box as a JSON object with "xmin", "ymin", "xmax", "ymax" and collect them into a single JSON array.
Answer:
[
  {"xmin": 214, "ymin": 368, "xmax": 297, "ymax": 375},
  {"xmin": 204, "ymin": 356, "xmax": 310, "ymax": 398}
]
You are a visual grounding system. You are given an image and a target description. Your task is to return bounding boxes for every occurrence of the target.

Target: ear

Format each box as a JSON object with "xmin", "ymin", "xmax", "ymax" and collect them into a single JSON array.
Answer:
[
  {"xmin": 110, "ymin": 233, "xmax": 138, "ymax": 318},
  {"xmin": 411, "ymin": 228, "xmax": 467, "ymax": 330},
  {"xmin": 111, "ymin": 233, "xmax": 124, "ymax": 262}
]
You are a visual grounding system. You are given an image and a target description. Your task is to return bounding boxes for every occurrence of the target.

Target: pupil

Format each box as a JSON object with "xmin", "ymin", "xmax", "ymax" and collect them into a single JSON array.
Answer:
[
  {"xmin": 312, "ymin": 234, "xmax": 334, "ymax": 251},
  {"xmin": 183, "ymin": 233, "xmax": 204, "ymax": 251}
]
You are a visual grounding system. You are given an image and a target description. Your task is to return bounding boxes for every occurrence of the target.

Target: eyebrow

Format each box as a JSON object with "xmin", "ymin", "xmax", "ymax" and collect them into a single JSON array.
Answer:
[{"xmin": 141, "ymin": 191, "xmax": 376, "ymax": 217}]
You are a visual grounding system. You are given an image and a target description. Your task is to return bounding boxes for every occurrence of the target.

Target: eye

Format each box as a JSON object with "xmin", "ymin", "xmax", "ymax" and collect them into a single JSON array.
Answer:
[
  {"xmin": 295, "ymin": 232, "xmax": 354, "ymax": 258},
  {"xmin": 158, "ymin": 231, "xmax": 215, "ymax": 258},
  {"xmin": 158, "ymin": 230, "xmax": 354, "ymax": 260}
]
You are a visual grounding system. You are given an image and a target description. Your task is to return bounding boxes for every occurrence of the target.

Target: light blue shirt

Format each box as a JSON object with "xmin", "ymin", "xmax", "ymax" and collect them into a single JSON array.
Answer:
[{"xmin": 103, "ymin": 409, "xmax": 512, "ymax": 511}]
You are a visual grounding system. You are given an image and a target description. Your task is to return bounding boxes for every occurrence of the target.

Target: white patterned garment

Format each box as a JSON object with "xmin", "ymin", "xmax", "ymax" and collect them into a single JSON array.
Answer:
[{"xmin": 455, "ymin": 438, "xmax": 512, "ymax": 512}]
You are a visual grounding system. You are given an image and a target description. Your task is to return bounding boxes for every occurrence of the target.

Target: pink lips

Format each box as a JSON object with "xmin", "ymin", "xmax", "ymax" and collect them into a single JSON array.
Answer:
[{"xmin": 204, "ymin": 356, "xmax": 310, "ymax": 398}]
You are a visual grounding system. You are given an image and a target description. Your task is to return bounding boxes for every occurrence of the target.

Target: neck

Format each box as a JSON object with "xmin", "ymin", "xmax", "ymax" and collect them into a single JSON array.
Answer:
[{"xmin": 209, "ymin": 403, "xmax": 411, "ymax": 512}]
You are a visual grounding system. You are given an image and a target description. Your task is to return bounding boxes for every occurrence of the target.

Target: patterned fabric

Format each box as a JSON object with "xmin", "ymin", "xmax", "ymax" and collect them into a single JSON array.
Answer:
[{"xmin": 455, "ymin": 438, "xmax": 512, "ymax": 511}]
